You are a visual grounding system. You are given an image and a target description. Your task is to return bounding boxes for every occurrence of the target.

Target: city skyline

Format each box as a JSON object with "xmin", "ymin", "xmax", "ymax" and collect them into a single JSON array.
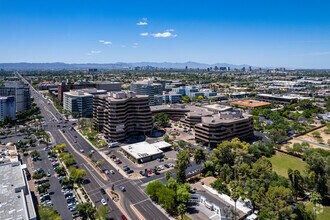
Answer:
[{"xmin": 1, "ymin": 0, "xmax": 330, "ymax": 68}]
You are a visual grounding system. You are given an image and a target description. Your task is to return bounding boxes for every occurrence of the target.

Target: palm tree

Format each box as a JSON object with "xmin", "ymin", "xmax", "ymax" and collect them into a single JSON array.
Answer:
[
  {"xmin": 310, "ymin": 192, "xmax": 321, "ymax": 220},
  {"xmin": 76, "ymin": 202, "xmax": 95, "ymax": 220}
]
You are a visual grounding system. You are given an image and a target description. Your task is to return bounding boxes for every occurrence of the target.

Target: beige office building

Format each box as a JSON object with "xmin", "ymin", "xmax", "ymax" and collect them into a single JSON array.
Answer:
[
  {"xmin": 93, "ymin": 91, "xmax": 153, "ymax": 142},
  {"xmin": 195, "ymin": 110, "xmax": 253, "ymax": 146}
]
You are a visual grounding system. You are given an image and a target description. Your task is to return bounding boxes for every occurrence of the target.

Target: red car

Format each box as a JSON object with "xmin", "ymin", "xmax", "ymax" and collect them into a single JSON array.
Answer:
[
  {"xmin": 115, "ymin": 160, "xmax": 122, "ymax": 164},
  {"xmin": 121, "ymin": 215, "xmax": 128, "ymax": 220},
  {"xmin": 110, "ymin": 155, "xmax": 116, "ymax": 159}
]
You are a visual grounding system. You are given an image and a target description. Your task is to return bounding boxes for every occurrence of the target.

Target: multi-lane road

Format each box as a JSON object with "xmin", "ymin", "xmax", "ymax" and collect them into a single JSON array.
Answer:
[{"xmin": 19, "ymin": 73, "xmax": 169, "ymax": 220}]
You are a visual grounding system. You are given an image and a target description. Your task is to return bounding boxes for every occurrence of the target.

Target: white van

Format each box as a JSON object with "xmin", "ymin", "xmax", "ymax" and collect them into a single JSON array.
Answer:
[{"xmin": 109, "ymin": 142, "xmax": 119, "ymax": 148}]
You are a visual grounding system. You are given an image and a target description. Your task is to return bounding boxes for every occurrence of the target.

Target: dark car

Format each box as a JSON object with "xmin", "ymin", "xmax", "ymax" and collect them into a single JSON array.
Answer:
[
  {"xmin": 100, "ymin": 188, "xmax": 106, "ymax": 194},
  {"xmin": 126, "ymin": 169, "xmax": 134, "ymax": 174}
]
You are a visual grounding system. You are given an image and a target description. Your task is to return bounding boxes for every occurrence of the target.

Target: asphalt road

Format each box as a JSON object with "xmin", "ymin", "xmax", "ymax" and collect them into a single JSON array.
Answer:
[{"xmin": 19, "ymin": 73, "xmax": 169, "ymax": 220}]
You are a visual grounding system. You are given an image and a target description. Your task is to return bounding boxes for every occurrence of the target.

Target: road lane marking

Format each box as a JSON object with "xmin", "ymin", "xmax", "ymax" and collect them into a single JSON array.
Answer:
[
  {"xmin": 82, "ymin": 164, "xmax": 105, "ymax": 187},
  {"xmin": 132, "ymin": 198, "xmax": 149, "ymax": 206}
]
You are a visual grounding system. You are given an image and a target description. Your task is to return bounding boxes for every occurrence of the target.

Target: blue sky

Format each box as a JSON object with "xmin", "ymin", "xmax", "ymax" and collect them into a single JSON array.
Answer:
[{"xmin": 1, "ymin": 0, "xmax": 330, "ymax": 68}]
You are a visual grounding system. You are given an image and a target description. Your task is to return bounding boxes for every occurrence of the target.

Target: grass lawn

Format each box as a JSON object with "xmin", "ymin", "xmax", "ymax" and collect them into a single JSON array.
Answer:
[
  {"xmin": 306, "ymin": 202, "xmax": 330, "ymax": 220},
  {"xmin": 268, "ymin": 151, "xmax": 307, "ymax": 177}
]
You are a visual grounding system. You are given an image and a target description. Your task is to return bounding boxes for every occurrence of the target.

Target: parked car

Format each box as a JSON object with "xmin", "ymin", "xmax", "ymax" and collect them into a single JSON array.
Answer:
[
  {"xmin": 126, "ymin": 170, "xmax": 134, "ymax": 174},
  {"xmin": 110, "ymin": 170, "xmax": 115, "ymax": 174},
  {"xmin": 100, "ymin": 188, "xmax": 106, "ymax": 194},
  {"xmin": 119, "ymin": 186, "xmax": 126, "ymax": 192},
  {"xmin": 101, "ymin": 198, "xmax": 107, "ymax": 205}
]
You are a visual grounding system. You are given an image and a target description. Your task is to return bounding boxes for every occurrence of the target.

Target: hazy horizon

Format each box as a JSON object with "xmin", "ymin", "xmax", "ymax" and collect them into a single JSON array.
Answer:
[{"xmin": 1, "ymin": 0, "xmax": 330, "ymax": 68}]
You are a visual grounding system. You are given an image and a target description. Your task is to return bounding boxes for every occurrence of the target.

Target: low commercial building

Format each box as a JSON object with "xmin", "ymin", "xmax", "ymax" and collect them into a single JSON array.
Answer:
[
  {"xmin": 93, "ymin": 91, "xmax": 153, "ymax": 141},
  {"xmin": 63, "ymin": 89, "xmax": 107, "ymax": 118},
  {"xmin": 204, "ymin": 104, "xmax": 233, "ymax": 113},
  {"xmin": 121, "ymin": 141, "xmax": 171, "ymax": 163},
  {"xmin": 58, "ymin": 81, "xmax": 121, "ymax": 101},
  {"xmin": 231, "ymin": 100, "xmax": 271, "ymax": 109},
  {"xmin": 0, "ymin": 96, "xmax": 16, "ymax": 121},
  {"xmin": 37, "ymin": 82, "xmax": 58, "ymax": 90},
  {"xmin": 0, "ymin": 144, "xmax": 36, "ymax": 220},
  {"xmin": 195, "ymin": 110, "xmax": 253, "ymax": 146},
  {"xmin": 257, "ymin": 93, "xmax": 297, "ymax": 104}
]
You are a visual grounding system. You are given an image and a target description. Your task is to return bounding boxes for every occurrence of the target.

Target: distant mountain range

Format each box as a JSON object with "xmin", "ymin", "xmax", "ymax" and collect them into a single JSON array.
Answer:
[{"xmin": 0, "ymin": 62, "xmax": 256, "ymax": 70}]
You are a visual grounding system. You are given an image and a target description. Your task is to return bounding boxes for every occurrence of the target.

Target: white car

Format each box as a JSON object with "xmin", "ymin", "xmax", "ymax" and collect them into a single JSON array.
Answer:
[
  {"xmin": 101, "ymin": 198, "xmax": 107, "ymax": 205},
  {"xmin": 79, "ymin": 149, "xmax": 84, "ymax": 153},
  {"xmin": 110, "ymin": 170, "xmax": 115, "ymax": 174}
]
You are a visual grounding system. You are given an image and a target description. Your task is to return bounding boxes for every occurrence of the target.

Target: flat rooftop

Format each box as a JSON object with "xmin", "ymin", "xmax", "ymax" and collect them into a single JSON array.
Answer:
[
  {"xmin": 205, "ymin": 104, "xmax": 232, "ymax": 112},
  {"xmin": 201, "ymin": 111, "xmax": 250, "ymax": 124},
  {"xmin": 0, "ymin": 144, "xmax": 18, "ymax": 163},
  {"xmin": 0, "ymin": 162, "xmax": 36, "ymax": 220},
  {"xmin": 121, "ymin": 141, "xmax": 171, "ymax": 160},
  {"xmin": 231, "ymin": 100, "xmax": 271, "ymax": 108},
  {"xmin": 151, "ymin": 104, "xmax": 188, "ymax": 111}
]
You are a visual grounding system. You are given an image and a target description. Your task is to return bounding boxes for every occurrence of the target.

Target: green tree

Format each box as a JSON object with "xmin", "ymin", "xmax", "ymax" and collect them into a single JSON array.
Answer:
[
  {"xmin": 165, "ymin": 170, "xmax": 172, "ymax": 181},
  {"xmin": 38, "ymin": 205, "xmax": 61, "ymax": 220},
  {"xmin": 230, "ymin": 181, "xmax": 240, "ymax": 220},
  {"xmin": 167, "ymin": 177, "xmax": 178, "ymax": 191},
  {"xmin": 193, "ymin": 147, "xmax": 206, "ymax": 164},
  {"xmin": 177, "ymin": 203, "xmax": 187, "ymax": 220},
  {"xmin": 295, "ymin": 202, "xmax": 313, "ymax": 220},
  {"xmin": 176, "ymin": 183, "xmax": 190, "ymax": 204},
  {"xmin": 68, "ymin": 167, "xmax": 87, "ymax": 183},
  {"xmin": 181, "ymin": 96, "xmax": 190, "ymax": 103},
  {"xmin": 157, "ymin": 187, "xmax": 176, "ymax": 214},
  {"xmin": 163, "ymin": 135, "xmax": 170, "ymax": 143},
  {"xmin": 175, "ymin": 150, "xmax": 191, "ymax": 184},
  {"xmin": 310, "ymin": 192, "xmax": 321, "ymax": 220},
  {"xmin": 153, "ymin": 113, "xmax": 170, "ymax": 128},
  {"xmin": 95, "ymin": 205, "xmax": 109, "ymax": 220},
  {"xmin": 197, "ymin": 95, "xmax": 204, "ymax": 102},
  {"xmin": 53, "ymin": 144, "xmax": 66, "ymax": 153},
  {"xmin": 76, "ymin": 202, "xmax": 96, "ymax": 220},
  {"xmin": 55, "ymin": 166, "xmax": 66, "ymax": 176},
  {"xmin": 305, "ymin": 153, "xmax": 328, "ymax": 197},
  {"xmin": 259, "ymin": 186, "xmax": 294, "ymax": 219},
  {"xmin": 146, "ymin": 180, "xmax": 164, "ymax": 202},
  {"xmin": 288, "ymin": 169, "xmax": 304, "ymax": 200},
  {"xmin": 30, "ymin": 150, "xmax": 40, "ymax": 158}
]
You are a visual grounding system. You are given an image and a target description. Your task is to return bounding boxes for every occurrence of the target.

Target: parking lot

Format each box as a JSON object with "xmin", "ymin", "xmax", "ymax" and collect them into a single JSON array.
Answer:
[
  {"xmin": 104, "ymin": 147, "xmax": 177, "ymax": 178},
  {"xmin": 21, "ymin": 140, "xmax": 79, "ymax": 220}
]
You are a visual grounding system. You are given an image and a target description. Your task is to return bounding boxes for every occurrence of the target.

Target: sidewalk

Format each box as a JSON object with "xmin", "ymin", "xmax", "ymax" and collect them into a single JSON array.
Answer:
[{"xmin": 75, "ymin": 128, "xmax": 129, "ymax": 178}]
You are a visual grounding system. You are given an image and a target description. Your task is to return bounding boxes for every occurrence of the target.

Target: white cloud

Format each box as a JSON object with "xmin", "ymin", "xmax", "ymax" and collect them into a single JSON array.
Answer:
[
  {"xmin": 151, "ymin": 31, "xmax": 177, "ymax": 38},
  {"xmin": 132, "ymin": 43, "xmax": 138, "ymax": 48},
  {"xmin": 99, "ymin": 40, "xmax": 112, "ymax": 45},
  {"xmin": 91, "ymin": 50, "xmax": 102, "ymax": 54},
  {"xmin": 140, "ymin": 32, "xmax": 149, "ymax": 36},
  {"xmin": 137, "ymin": 18, "xmax": 148, "ymax": 26},
  {"xmin": 137, "ymin": 21, "xmax": 148, "ymax": 26}
]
